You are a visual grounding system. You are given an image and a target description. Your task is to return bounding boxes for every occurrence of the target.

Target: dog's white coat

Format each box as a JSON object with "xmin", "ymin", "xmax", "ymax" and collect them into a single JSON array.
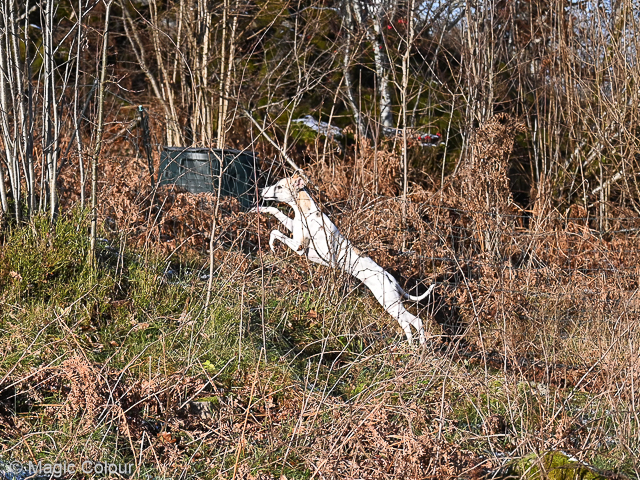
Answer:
[{"xmin": 251, "ymin": 174, "xmax": 434, "ymax": 344}]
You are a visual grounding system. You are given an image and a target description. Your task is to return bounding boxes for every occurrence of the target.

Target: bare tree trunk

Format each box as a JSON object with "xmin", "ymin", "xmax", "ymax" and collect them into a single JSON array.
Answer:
[
  {"xmin": 400, "ymin": 0, "xmax": 416, "ymax": 250},
  {"xmin": 198, "ymin": 0, "xmax": 213, "ymax": 143},
  {"xmin": 0, "ymin": 0, "xmax": 15, "ymax": 215},
  {"xmin": 216, "ymin": 0, "xmax": 238, "ymax": 149},
  {"xmin": 342, "ymin": 1, "xmax": 365, "ymax": 136},
  {"xmin": 120, "ymin": 0, "xmax": 180, "ymax": 146},
  {"xmin": 149, "ymin": 0, "xmax": 182, "ymax": 145},
  {"xmin": 370, "ymin": 17, "xmax": 393, "ymax": 129},
  {"xmin": 216, "ymin": 0, "xmax": 229, "ymax": 150},
  {"xmin": 23, "ymin": 0, "xmax": 35, "ymax": 216},
  {"xmin": 462, "ymin": 0, "xmax": 494, "ymax": 126},
  {"xmin": 90, "ymin": 0, "xmax": 112, "ymax": 264},
  {"xmin": 74, "ymin": 0, "xmax": 86, "ymax": 209},
  {"xmin": 43, "ymin": 0, "xmax": 62, "ymax": 222},
  {"xmin": 352, "ymin": 0, "xmax": 394, "ymax": 129},
  {"xmin": 9, "ymin": 0, "xmax": 27, "ymax": 220}
]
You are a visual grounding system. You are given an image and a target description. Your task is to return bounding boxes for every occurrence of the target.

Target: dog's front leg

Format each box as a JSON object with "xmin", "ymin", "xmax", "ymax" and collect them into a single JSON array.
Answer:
[
  {"xmin": 251, "ymin": 206, "xmax": 294, "ymax": 231},
  {"xmin": 269, "ymin": 230, "xmax": 304, "ymax": 254}
]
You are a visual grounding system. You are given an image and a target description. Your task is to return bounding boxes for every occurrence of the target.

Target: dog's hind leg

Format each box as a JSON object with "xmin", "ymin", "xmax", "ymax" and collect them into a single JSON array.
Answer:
[
  {"xmin": 386, "ymin": 302, "xmax": 426, "ymax": 345},
  {"xmin": 358, "ymin": 271, "xmax": 427, "ymax": 345}
]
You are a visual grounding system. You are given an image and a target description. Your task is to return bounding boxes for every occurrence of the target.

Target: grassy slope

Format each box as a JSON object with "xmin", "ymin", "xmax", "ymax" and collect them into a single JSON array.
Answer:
[{"xmin": 0, "ymin": 214, "xmax": 636, "ymax": 479}]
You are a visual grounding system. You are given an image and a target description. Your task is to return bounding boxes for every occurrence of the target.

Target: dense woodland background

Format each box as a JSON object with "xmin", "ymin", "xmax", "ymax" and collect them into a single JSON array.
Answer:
[{"xmin": 1, "ymin": 0, "xmax": 640, "ymax": 222}]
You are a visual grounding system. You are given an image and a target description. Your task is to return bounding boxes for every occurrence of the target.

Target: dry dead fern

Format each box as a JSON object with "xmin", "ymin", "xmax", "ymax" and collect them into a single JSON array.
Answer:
[
  {"xmin": 454, "ymin": 113, "xmax": 526, "ymax": 257},
  {"xmin": 60, "ymin": 356, "xmax": 108, "ymax": 432},
  {"xmin": 310, "ymin": 406, "xmax": 485, "ymax": 480}
]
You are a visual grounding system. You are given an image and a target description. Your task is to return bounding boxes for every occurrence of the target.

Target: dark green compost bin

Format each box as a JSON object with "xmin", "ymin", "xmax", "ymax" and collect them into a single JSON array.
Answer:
[{"xmin": 158, "ymin": 147, "xmax": 258, "ymax": 209}]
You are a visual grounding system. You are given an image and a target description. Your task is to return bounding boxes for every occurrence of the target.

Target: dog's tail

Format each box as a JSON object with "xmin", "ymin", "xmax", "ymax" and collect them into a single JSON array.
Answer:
[{"xmin": 402, "ymin": 283, "xmax": 435, "ymax": 302}]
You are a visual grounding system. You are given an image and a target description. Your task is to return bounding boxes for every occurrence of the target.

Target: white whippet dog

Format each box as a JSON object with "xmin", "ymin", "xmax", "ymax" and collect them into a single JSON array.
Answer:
[{"xmin": 251, "ymin": 174, "xmax": 434, "ymax": 345}]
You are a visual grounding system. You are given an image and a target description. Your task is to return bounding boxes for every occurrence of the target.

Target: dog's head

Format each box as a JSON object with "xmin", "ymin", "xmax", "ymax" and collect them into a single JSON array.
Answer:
[{"xmin": 261, "ymin": 174, "xmax": 307, "ymax": 203}]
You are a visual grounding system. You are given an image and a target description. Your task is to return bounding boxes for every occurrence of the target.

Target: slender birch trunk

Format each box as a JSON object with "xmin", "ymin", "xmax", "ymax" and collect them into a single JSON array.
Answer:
[
  {"xmin": 216, "ymin": 0, "xmax": 229, "ymax": 149},
  {"xmin": 342, "ymin": 1, "xmax": 365, "ymax": 136},
  {"xmin": 90, "ymin": 0, "xmax": 112, "ymax": 264},
  {"xmin": 400, "ymin": 0, "xmax": 416, "ymax": 250},
  {"xmin": 351, "ymin": 0, "xmax": 393, "ymax": 129},
  {"xmin": 74, "ymin": 0, "xmax": 86, "ymax": 209},
  {"xmin": 43, "ymin": 0, "xmax": 60, "ymax": 222},
  {"xmin": 0, "ymin": 0, "xmax": 14, "ymax": 215}
]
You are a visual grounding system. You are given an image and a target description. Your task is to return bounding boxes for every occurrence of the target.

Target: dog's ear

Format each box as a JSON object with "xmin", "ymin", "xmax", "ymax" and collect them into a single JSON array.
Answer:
[{"xmin": 291, "ymin": 174, "xmax": 307, "ymax": 191}]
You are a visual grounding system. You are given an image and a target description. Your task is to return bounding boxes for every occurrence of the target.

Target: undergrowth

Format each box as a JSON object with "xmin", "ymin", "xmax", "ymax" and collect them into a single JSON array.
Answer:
[
  {"xmin": 0, "ymin": 117, "xmax": 638, "ymax": 480},
  {"xmin": 0, "ymin": 208, "xmax": 637, "ymax": 480}
]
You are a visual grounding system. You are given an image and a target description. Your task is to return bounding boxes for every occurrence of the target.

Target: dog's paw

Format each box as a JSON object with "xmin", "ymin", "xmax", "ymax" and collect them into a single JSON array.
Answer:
[{"xmin": 252, "ymin": 206, "xmax": 275, "ymax": 215}]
